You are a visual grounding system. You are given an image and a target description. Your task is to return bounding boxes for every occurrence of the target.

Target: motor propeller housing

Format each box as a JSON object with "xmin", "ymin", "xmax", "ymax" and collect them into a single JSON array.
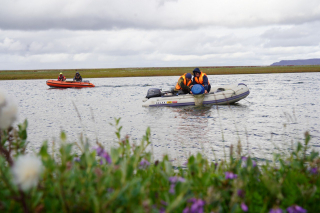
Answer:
[{"xmin": 146, "ymin": 88, "xmax": 162, "ymax": 99}]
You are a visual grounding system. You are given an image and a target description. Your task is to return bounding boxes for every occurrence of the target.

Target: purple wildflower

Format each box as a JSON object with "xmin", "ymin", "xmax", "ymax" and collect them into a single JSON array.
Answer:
[
  {"xmin": 183, "ymin": 198, "xmax": 205, "ymax": 213},
  {"xmin": 169, "ymin": 176, "xmax": 186, "ymax": 183},
  {"xmin": 241, "ymin": 202, "xmax": 248, "ymax": 212},
  {"xmin": 241, "ymin": 156, "xmax": 257, "ymax": 167},
  {"xmin": 286, "ymin": 205, "xmax": 307, "ymax": 213},
  {"xmin": 160, "ymin": 200, "xmax": 168, "ymax": 206},
  {"xmin": 241, "ymin": 156, "xmax": 248, "ymax": 167},
  {"xmin": 139, "ymin": 159, "xmax": 150, "ymax": 169},
  {"xmin": 183, "ymin": 207, "xmax": 190, "ymax": 213},
  {"xmin": 252, "ymin": 160, "xmax": 257, "ymax": 167},
  {"xmin": 153, "ymin": 200, "xmax": 167, "ymax": 213},
  {"xmin": 169, "ymin": 184, "xmax": 175, "ymax": 194},
  {"xmin": 94, "ymin": 146, "xmax": 112, "ymax": 164},
  {"xmin": 159, "ymin": 208, "xmax": 166, "ymax": 213},
  {"xmin": 94, "ymin": 146, "xmax": 104, "ymax": 155},
  {"xmin": 188, "ymin": 198, "xmax": 197, "ymax": 203},
  {"xmin": 73, "ymin": 157, "xmax": 80, "ymax": 162},
  {"xmin": 191, "ymin": 199, "xmax": 205, "ymax": 212},
  {"xmin": 178, "ymin": 177, "xmax": 186, "ymax": 182},
  {"xmin": 101, "ymin": 152, "xmax": 112, "ymax": 164},
  {"xmin": 168, "ymin": 176, "xmax": 185, "ymax": 194},
  {"xmin": 310, "ymin": 167, "xmax": 318, "ymax": 175},
  {"xmin": 269, "ymin": 207, "xmax": 283, "ymax": 213},
  {"xmin": 237, "ymin": 189, "xmax": 245, "ymax": 198},
  {"xmin": 225, "ymin": 172, "xmax": 238, "ymax": 179},
  {"xmin": 241, "ymin": 156, "xmax": 248, "ymax": 161},
  {"xmin": 160, "ymin": 200, "xmax": 167, "ymax": 212}
]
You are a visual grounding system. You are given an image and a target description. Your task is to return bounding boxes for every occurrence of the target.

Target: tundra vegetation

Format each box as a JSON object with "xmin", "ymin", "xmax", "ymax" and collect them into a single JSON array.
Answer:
[
  {"xmin": 1, "ymin": 65, "xmax": 320, "ymax": 80},
  {"xmin": 0, "ymin": 90, "xmax": 319, "ymax": 213}
]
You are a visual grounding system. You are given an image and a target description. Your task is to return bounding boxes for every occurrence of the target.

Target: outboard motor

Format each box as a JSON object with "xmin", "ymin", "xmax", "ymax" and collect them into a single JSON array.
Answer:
[{"xmin": 146, "ymin": 88, "xmax": 162, "ymax": 99}]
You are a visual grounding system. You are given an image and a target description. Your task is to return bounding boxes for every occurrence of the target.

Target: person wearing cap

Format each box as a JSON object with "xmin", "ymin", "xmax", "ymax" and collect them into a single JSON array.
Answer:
[
  {"xmin": 191, "ymin": 68, "xmax": 211, "ymax": 94},
  {"xmin": 58, "ymin": 72, "xmax": 66, "ymax": 81},
  {"xmin": 174, "ymin": 73, "xmax": 193, "ymax": 94},
  {"xmin": 73, "ymin": 72, "xmax": 82, "ymax": 82}
]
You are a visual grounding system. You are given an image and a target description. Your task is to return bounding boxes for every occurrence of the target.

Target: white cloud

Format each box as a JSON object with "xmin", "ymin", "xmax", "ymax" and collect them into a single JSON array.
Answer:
[
  {"xmin": 1, "ymin": 1, "xmax": 320, "ymax": 69},
  {"xmin": 0, "ymin": 38, "xmax": 26, "ymax": 52},
  {"xmin": 1, "ymin": 0, "xmax": 320, "ymax": 30},
  {"xmin": 261, "ymin": 23, "xmax": 320, "ymax": 47},
  {"xmin": 73, "ymin": 53, "xmax": 91, "ymax": 61}
]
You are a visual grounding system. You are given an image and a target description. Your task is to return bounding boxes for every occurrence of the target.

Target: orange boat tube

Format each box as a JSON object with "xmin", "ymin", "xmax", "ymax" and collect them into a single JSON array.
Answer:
[{"xmin": 46, "ymin": 80, "xmax": 95, "ymax": 88}]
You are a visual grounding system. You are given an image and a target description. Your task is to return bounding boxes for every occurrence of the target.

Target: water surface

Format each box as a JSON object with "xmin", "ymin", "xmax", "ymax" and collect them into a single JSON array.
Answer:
[{"xmin": 1, "ymin": 73, "xmax": 319, "ymax": 163}]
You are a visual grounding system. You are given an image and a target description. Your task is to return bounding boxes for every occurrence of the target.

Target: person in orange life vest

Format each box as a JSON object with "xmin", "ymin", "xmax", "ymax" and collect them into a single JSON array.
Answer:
[
  {"xmin": 190, "ymin": 68, "xmax": 211, "ymax": 94},
  {"xmin": 58, "ymin": 72, "xmax": 66, "ymax": 81},
  {"xmin": 174, "ymin": 73, "xmax": 193, "ymax": 94}
]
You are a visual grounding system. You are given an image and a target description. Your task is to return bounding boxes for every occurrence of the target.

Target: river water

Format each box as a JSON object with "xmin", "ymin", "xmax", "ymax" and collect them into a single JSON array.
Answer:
[{"xmin": 1, "ymin": 72, "xmax": 320, "ymax": 164}]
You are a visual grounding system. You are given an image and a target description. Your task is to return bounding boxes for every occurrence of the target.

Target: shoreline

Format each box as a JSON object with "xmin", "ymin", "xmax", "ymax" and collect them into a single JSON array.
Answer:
[{"xmin": 1, "ymin": 65, "xmax": 320, "ymax": 80}]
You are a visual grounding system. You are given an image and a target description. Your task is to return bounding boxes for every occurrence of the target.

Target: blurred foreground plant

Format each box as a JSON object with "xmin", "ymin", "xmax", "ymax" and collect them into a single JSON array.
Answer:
[
  {"xmin": 1, "ymin": 119, "xmax": 319, "ymax": 213},
  {"xmin": 0, "ymin": 89, "xmax": 319, "ymax": 212}
]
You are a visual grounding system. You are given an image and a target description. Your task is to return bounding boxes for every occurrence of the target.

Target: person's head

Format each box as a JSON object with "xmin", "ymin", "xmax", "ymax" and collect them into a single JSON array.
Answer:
[
  {"xmin": 185, "ymin": 73, "xmax": 192, "ymax": 80},
  {"xmin": 76, "ymin": 72, "xmax": 79, "ymax": 75},
  {"xmin": 60, "ymin": 72, "xmax": 63, "ymax": 76},
  {"xmin": 193, "ymin": 68, "xmax": 201, "ymax": 77}
]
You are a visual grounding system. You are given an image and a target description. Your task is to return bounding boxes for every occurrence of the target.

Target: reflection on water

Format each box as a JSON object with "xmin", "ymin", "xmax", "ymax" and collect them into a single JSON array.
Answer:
[{"xmin": 1, "ymin": 73, "xmax": 320, "ymax": 164}]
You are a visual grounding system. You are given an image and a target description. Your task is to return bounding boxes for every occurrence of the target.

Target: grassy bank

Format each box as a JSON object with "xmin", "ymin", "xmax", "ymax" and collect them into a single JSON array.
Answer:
[{"xmin": 1, "ymin": 65, "xmax": 320, "ymax": 80}]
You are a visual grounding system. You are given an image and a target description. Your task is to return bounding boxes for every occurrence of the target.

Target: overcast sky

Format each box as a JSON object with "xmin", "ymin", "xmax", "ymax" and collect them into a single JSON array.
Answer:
[{"xmin": 1, "ymin": 0, "xmax": 320, "ymax": 70}]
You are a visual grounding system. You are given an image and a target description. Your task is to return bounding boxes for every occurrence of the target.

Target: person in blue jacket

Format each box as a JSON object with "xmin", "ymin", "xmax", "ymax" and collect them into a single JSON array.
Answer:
[
  {"xmin": 73, "ymin": 72, "xmax": 82, "ymax": 82},
  {"xmin": 191, "ymin": 68, "xmax": 211, "ymax": 94}
]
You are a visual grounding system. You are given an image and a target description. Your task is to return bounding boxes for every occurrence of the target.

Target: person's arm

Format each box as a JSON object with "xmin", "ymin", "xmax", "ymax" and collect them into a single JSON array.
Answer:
[
  {"xmin": 80, "ymin": 76, "xmax": 82, "ymax": 82},
  {"xmin": 202, "ymin": 76, "xmax": 209, "ymax": 93},
  {"xmin": 178, "ymin": 78, "xmax": 191, "ymax": 93},
  {"xmin": 191, "ymin": 77, "xmax": 196, "ymax": 85}
]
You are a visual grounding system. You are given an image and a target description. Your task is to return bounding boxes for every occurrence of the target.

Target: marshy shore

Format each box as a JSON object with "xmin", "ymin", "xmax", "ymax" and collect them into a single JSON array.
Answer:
[{"xmin": 1, "ymin": 65, "xmax": 320, "ymax": 80}]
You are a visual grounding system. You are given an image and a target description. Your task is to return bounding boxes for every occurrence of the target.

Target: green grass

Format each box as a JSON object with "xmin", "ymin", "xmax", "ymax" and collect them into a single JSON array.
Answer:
[
  {"xmin": 1, "ymin": 119, "xmax": 319, "ymax": 212},
  {"xmin": 1, "ymin": 65, "xmax": 320, "ymax": 80}
]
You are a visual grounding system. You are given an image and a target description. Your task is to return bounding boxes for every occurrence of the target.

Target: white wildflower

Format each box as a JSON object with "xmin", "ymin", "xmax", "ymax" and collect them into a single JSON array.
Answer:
[
  {"xmin": 0, "ymin": 93, "xmax": 18, "ymax": 129},
  {"xmin": 12, "ymin": 155, "xmax": 43, "ymax": 191}
]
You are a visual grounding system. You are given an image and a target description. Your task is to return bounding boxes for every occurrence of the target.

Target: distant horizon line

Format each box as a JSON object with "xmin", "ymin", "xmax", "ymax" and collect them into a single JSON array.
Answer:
[{"xmin": 0, "ymin": 65, "xmax": 302, "ymax": 72}]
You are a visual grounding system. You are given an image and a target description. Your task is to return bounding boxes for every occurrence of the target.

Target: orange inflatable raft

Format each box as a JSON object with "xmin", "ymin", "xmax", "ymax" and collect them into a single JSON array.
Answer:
[{"xmin": 46, "ymin": 80, "xmax": 95, "ymax": 88}]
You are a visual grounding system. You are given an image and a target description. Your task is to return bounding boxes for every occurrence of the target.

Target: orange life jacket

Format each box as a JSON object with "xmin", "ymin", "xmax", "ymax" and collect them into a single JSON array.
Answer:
[
  {"xmin": 175, "ymin": 73, "xmax": 192, "ymax": 90},
  {"xmin": 194, "ymin": 72, "xmax": 210, "ymax": 86}
]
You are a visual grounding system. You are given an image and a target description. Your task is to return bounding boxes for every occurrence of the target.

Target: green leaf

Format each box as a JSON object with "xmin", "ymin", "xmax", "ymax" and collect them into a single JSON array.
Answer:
[
  {"xmin": 166, "ymin": 192, "xmax": 186, "ymax": 212},
  {"xmin": 60, "ymin": 131, "xmax": 67, "ymax": 142},
  {"xmin": 39, "ymin": 141, "xmax": 50, "ymax": 160},
  {"xmin": 296, "ymin": 142, "xmax": 303, "ymax": 153}
]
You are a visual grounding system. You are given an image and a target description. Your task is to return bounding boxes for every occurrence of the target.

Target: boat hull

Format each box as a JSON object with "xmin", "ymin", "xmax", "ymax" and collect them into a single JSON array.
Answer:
[
  {"xmin": 142, "ymin": 83, "xmax": 249, "ymax": 107},
  {"xmin": 46, "ymin": 80, "xmax": 95, "ymax": 88}
]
